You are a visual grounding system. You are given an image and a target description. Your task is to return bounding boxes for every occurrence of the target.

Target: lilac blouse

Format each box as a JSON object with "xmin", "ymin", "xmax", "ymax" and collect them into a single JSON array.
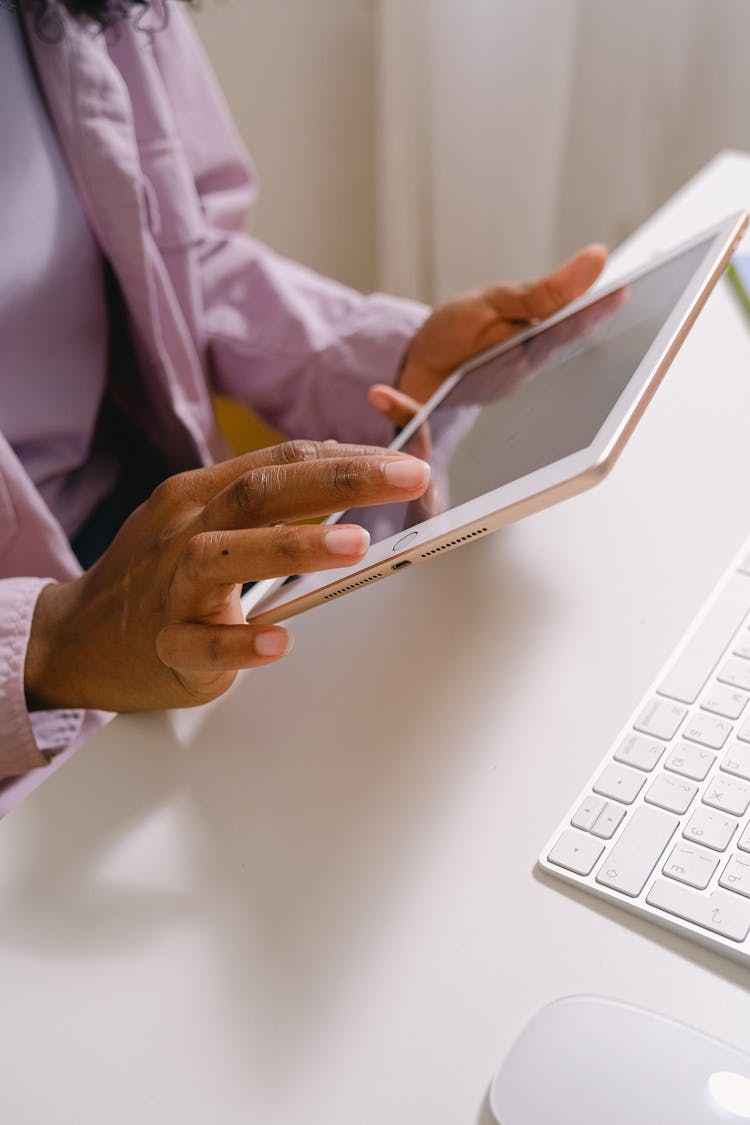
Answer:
[
  {"xmin": 0, "ymin": 8, "xmax": 116, "ymax": 537},
  {"xmin": 0, "ymin": 0, "xmax": 429, "ymax": 807}
]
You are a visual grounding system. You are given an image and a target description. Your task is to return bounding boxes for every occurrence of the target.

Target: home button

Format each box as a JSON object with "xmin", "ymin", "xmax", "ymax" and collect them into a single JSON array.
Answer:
[{"xmin": 392, "ymin": 531, "xmax": 419, "ymax": 552}]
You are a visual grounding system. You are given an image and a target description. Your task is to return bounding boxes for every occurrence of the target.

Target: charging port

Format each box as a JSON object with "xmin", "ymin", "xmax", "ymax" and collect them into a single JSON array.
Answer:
[{"xmin": 391, "ymin": 559, "xmax": 413, "ymax": 571}]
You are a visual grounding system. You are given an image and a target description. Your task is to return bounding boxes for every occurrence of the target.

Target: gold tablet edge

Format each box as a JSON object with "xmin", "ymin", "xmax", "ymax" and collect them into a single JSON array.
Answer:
[{"xmin": 250, "ymin": 215, "xmax": 748, "ymax": 626}]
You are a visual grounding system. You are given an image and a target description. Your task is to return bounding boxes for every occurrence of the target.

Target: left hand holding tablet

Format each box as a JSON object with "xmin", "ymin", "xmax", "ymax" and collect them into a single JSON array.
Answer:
[{"xmin": 369, "ymin": 243, "xmax": 608, "ymax": 426}]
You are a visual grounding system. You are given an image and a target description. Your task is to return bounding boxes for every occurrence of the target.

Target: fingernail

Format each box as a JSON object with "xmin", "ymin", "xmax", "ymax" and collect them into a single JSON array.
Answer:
[
  {"xmin": 254, "ymin": 629, "xmax": 293, "ymax": 659},
  {"xmin": 323, "ymin": 525, "xmax": 371, "ymax": 556},
  {"xmin": 384, "ymin": 458, "xmax": 430, "ymax": 489}
]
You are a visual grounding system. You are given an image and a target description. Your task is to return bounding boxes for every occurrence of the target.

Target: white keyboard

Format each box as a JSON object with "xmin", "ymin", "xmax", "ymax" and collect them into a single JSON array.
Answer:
[{"xmin": 540, "ymin": 538, "xmax": 750, "ymax": 965}]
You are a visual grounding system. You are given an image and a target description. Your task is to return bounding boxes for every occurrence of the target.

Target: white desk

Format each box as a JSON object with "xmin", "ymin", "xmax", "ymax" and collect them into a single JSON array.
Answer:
[{"xmin": 3, "ymin": 152, "xmax": 750, "ymax": 1124}]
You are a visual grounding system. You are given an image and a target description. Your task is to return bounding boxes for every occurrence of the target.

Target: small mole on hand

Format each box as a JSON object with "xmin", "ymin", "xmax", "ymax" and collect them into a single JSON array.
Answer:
[{"xmin": 221, "ymin": 549, "xmax": 229, "ymax": 556}]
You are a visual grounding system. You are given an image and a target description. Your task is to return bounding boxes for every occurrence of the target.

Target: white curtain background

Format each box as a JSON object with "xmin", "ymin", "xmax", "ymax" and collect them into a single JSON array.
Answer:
[{"xmin": 376, "ymin": 0, "xmax": 750, "ymax": 302}]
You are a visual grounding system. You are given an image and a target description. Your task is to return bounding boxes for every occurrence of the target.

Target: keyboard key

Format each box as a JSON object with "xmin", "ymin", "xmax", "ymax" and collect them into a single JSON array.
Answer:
[
  {"xmin": 721, "ymin": 743, "xmax": 750, "ymax": 780},
  {"xmin": 664, "ymin": 742, "xmax": 715, "ymax": 781},
  {"xmin": 657, "ymin": 573, "xmax": 750, "ymax": 704},
  {"xmin": 634, "ymin": 699, "xmax": 687, "ymax": 740},
  {"xmin": 718, "ymin": 658, "xmax": 750, "ymax": 692},
  {"xmin": 646, "ymin": 880, "xmax": 750, "ymax": 942},
  {"xmin": 719, "ymin": 854, "xmax": 750, "ymax": 899},
  {"xmin": 548, "ymin": 830, "xmax": 604, "ymax": 875},
  {"xmin": 701, "ymin": 684, "xmax": 747, "ymax": 720},
  {"xmin": 682, "ymin": 712, "xmax": 732, "ymax": 750},
  {"xmin": 703, "ymin": 776, "xmax": 750, "ymax": 817},
  {"xmin": 613, "ymin": 734, "xmax": 664, "ymax": 772},
  {"xmin": 733, "ymin": 628, "xmax": 750, "ymax": 659},
  {"xmin": 683, "ymin": 807, "xmax": 737, "ymax": 852},
  {"xmin": 571, "ymin": 795, "xmax": 605, "ymax": 831},
  {"xmin": 738, "ymin": 716, "xmax": 750, "ymax": 743},
  {"xmin": 645, "ymin": 773, "xmax": 698, "ymax": 815},
  {"xmin": 739, "ymin": 824, "xmax": 750, "ymax": 854},
  {"xmin": 595, "ymin": 806, "xmax": 677, "ymax": 897},
  {"xmin": 663, "ymin": 843, "xmax": 719, "ymax": 889},
  {"xmin": 591, "ymin": 801, "xmax": 626, "ymax": 840},
  {"xmin": 593, "ymin": 764, "xmax": 646, "ymax": 805}
]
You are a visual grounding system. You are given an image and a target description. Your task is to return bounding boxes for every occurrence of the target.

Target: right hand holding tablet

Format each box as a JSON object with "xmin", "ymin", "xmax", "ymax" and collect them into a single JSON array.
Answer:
[{"xmin": 24, "ymin": 441, "xmax": 431, "ymax": 714}]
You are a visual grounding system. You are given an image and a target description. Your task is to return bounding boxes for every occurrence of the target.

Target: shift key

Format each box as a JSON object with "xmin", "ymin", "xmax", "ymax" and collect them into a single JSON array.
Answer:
[
  {"xmin": 658, "ymin": 573, "xmax": 750, "ymax": 705},
  {"xmin": 647, "ymin": 881, "xmax": 750, "ymax": 942},
  {"xmin": 596, "ymin": 806, "xmax": 678, "ymax": 897}
]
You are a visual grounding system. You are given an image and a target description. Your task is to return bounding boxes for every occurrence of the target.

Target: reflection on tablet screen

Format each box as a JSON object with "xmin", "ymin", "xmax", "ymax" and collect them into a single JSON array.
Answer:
[{"xmin": 343, "ymin": 238, "xmax": 710, "ymax": 545}]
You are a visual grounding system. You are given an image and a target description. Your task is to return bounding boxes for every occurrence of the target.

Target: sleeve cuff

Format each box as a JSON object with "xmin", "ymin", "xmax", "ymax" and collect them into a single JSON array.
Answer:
[{"xmin": 0, "ymin": 577, "xmax": 84, "ymax": 776}]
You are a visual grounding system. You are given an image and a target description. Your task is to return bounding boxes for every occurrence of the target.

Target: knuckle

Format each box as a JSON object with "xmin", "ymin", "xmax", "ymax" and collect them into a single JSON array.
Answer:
[
  {"xmin": 149, "ymin": 475, "xmax": 198, "ymax": 544},
  {"xmin": 272, "ymin": 526, "xmax": 311, "ymax": 562},
  {"xmin": 206, "ymin": 631, "xmax": 228, "ymax": 666},
  {"xmin": 278, "ymin": 439, "xmax": 321, "ymax": 465},
  {"xmin": 151, "ymin": 474, "xmax": 182, "ymax": 508},
  {"xmin": 515, "ymin": 281, "xmax": 534, "ymax": 311},
  {"xmin": 539, "ymin": 277, "xmax": 562, "ymax": 310},
  {"xmin": 331, "ymin": 459, "xmax": 364, "ymax": 496},
  {"xmin": 156, "ymin": 624, "xmax": 180, "ymax": 665},
  {"xmin": 153, "ymin": 467, "xmax": 206, "ymax": 507},
  {"xmin": 231, "ymin": 469, "xmax": 268, "ymax": 516},
  {"xmin": 179, "ymin": 533, "xmax": 212, "ymax": 579}
]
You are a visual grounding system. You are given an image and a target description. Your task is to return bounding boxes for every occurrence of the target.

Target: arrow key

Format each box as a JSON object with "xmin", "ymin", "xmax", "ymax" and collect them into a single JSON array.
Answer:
[{"xmin": 547, "ymin": 830, "xmax": 604, "ymax": 876}]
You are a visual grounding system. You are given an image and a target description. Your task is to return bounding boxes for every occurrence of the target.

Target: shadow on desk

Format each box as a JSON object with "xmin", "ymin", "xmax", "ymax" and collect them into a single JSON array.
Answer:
[{"xmin": 0, "ymin": 533, "xmax": 554, "ymax": 1094}]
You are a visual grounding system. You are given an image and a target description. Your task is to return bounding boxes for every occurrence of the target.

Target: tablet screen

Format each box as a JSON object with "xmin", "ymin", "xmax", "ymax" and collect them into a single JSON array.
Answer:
[{"xmin": 344, "ymin": 237, "xmax": 711, "ymax": 544}]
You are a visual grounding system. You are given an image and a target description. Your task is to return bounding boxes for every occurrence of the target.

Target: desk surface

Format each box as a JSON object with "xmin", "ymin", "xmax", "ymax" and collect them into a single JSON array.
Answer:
[{"xmin": 3, "ymin": 153, "xmax": 750, "ymax": 1125}]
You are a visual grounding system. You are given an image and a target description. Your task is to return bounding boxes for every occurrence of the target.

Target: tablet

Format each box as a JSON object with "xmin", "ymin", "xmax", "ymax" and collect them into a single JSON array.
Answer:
[{"xmin": 245, "ymin": 211, "xmax": 748, "ymax": 625}]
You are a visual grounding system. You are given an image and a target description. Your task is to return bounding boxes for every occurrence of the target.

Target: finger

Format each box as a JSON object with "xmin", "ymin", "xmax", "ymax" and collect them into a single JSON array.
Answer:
[
  {"xmin": 166, "ymin": 439, "xmax": 406, "ymax": 505},
  {"xmin": 171, "ymin": 524, "xmax": 371, "ymax": 611},
  {"xmin": 504, "ymin": 283, "xmax": 630, "ymax": 376},
  {"xmin": 157, "ymin": 621, "xmax": 293, "ymax": 674},
  {"xmin": 485, "ymin": 243, "xmax": 608, "ymax": 324},
  {"xmin": 449, "ymin": 285, "xmax": 625, "ymax": 408},
  {"xmin": 368, "ymin": 385, "xmax": 432, "ymax": 459},
  {"xmin": 368, "ymin": 384, "xmax": 425, "ymax": 429},
  {"xmin": 199, "ymin": 454, "xmax": 431, "ymax": 533}
]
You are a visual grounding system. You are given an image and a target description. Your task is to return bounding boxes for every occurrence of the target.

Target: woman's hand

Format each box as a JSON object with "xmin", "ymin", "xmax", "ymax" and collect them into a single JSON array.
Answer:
[
  {"xmin": 25, "ymin": 441, "xmax": 431, "ymax": 714},
  {"xmin": 395, "ymin": 243, "xmax": 608, "ymax": 407}
]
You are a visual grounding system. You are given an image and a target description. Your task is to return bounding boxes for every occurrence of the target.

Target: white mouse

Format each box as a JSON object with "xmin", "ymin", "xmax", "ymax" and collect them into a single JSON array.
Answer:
[{"xmin": 490, "ymin": 995, "xmax": 750, "ymax": 1125}]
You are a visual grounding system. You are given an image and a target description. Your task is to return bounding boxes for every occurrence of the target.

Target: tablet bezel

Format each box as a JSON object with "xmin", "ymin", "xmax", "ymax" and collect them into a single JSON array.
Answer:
[{"xmin": 246, "ymin": 210, "xmax": 748, "ymax": 624}]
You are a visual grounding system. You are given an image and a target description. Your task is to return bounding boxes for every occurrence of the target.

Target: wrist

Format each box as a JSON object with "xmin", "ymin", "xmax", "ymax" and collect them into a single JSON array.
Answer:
[{"xmin": 24, "ymin": 580, "xmax": 80, "ymax": 711}]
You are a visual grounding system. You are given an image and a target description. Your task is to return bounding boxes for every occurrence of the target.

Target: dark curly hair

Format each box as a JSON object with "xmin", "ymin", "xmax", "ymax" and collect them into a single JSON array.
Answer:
[{"xmin": 20, "ymin": 0, "xmax": 189, "ymax": 29}]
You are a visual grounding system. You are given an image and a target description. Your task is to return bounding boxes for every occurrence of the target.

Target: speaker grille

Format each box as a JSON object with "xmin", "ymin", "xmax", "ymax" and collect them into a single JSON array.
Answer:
[
  {"xmin": 323, "ymin": 571, "xmax": 385, "ymax": 600},
  {"xmin": 420, "ymin": 527, "xmax": 489, "ymax": 558}
]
